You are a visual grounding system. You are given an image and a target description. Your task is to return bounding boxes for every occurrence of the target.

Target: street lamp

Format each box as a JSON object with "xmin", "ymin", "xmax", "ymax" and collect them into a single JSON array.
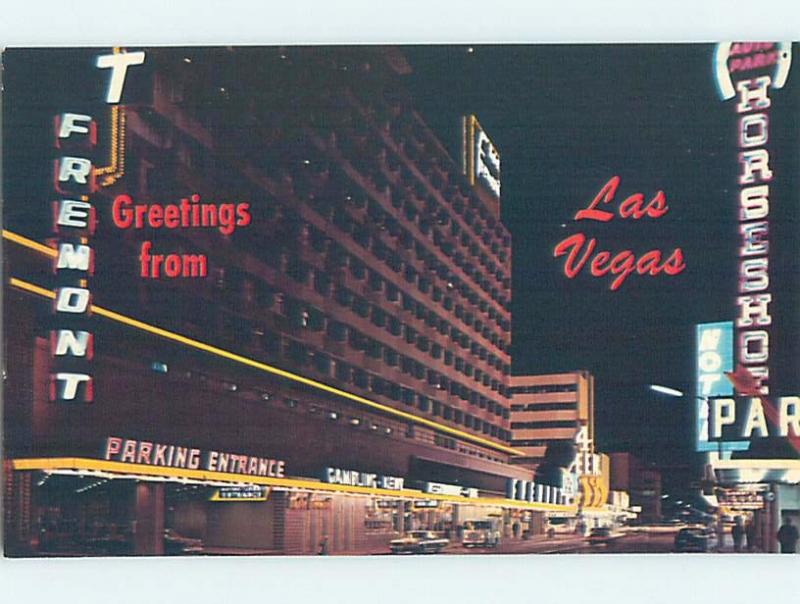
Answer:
[{"xmin": 649, "ymin": 384, "xmax": 685, "ymax": 397}]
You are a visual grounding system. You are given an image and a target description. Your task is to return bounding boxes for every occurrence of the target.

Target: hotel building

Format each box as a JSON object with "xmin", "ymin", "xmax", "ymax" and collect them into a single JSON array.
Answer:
[
  {"xmin": 2, "ymin": 46, "xmax": 568, "ymax": 556},
  {"xmin": 509, "ymin": 371, "xmax": 595, "ymax": 468}
]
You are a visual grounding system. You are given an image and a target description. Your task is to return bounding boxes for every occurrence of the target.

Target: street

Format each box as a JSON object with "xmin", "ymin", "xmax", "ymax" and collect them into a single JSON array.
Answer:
[{"xmin": 418, "ymin": 528, "xmax": 683, "ymax": 555}]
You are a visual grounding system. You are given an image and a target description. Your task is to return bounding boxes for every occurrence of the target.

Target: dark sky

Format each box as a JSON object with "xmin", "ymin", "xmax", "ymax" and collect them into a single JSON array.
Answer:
[{"xmin": 402, "ymin": 44, "xmax": 800, "ymax": 473}]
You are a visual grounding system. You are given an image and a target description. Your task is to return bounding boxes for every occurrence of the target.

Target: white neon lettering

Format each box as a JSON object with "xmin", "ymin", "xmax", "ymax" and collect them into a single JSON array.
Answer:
[
  {"xmin": 742, "ymin": 398, "xmax": 769, "ymax": 438},
  {"xmin": 54, "ymin": 372, "xmax": 91, "ymax": 400},
  {"xmin": 740, "ymin": 330, "xmax": 768, "ymax": 363},
  {"xmin": 58, "ymin": 157, "xmax": 92, "ymax": 185},
  {"xmin": 95, "ymin": 51, "xmax": 146, "ymax": 103},
  {"xmin": 737, "ymin": 294, "xmax": 772, "ymax": 327},
  {"xmin": 57, "ymin": 243, "xmax": 92, "ymax": 271},
  {"xmin": 712, "ymin": 398, "xmax": 736, "ymax": 438},
  {"xmin": 739, "ymin": 185, "xmax": 769, "ymax": 220},
  {"xmin": 55, "ymin": 287, "xmax": 90, "ymax": 314},
  {"xmin": 53, "ymin": 330, "xmax": 91, "ymax": 357},
  {"xmin": 57, "ymin": 200, "xmax": 92, "ymax": 229},
  {"xmin": 736, "ymin": 76, "xmax": 772, "ymax": 113},
  {"xmin": 779, "ymin": 397, "xmax": 800, "ymax": 438},
  {"xmin": 739, "ymin": 113, "xmax": 769, "ymax": 147},
  {"xmin": 739, "ymin": 222, "xmax": 768, "ymax": 256},
  {"xmin": 739, "ymin": 257, "xmax": 769, "ymax": 292},
  {"xmin": 58, "ymin": 113, "xmax": 92, "ymax": 139}
]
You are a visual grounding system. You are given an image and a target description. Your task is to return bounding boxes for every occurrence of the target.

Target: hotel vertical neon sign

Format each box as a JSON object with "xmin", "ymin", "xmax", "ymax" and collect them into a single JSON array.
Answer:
[
  {"xmin": 49, "ymin": 50, "xmax": 145, "ymax": 402},
  {"xmin": 714, "ymin": 42, "xmax": 792, "ymax": 399}
]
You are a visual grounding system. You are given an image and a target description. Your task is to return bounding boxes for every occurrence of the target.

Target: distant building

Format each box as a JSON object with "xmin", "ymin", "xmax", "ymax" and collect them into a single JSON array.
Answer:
[
  {"xmin": 608, "ymin": 452, "xmax": 662, "ymax": 523},
  {"xmin": 509, "ymin": 371, "xmax": 595, "ymax": 468}
]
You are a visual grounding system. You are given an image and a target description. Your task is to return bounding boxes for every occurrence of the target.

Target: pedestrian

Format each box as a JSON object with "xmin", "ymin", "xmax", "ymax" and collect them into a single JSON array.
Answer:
[
  {"xmin": 318, "ymin": 535, "xmax": 329, "ymax": 556},
  {"xmin": 777, "ymin": 517, "xmax": 799, "ymax": 554},
  {"xmin": 745, "ymin": 519, "xmax": 756, "ymax": 552},
  {"xmin": 731, "ymin": 517, "xmax": 744, "ymax": 553}
]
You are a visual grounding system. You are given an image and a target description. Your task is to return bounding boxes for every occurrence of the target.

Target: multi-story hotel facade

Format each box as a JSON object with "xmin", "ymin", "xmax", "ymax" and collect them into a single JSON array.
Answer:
[
  {"xmin": 509, "ymin": 371, "xmax": 595, "ymax": 469},
  {"xmin": 2, "ymin": 46, "xmax": 587, "ymax": 556}
]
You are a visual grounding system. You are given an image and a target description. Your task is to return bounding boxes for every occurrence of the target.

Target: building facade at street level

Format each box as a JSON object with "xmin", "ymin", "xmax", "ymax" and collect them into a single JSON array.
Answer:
[
  {"xmin": 509, "ymin": 371, "xmax": 595, "ymax": 468},
  {"xmin": 608, "ymin": 453, "xmax": 662, "ymax": 523},
  {"xmin": 3, "ymin": 46, "xmax": 636, "ymax": 557}
]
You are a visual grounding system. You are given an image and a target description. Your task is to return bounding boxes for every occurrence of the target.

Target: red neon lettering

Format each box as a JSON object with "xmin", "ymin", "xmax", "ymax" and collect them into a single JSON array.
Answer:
[{"xmin": 575, "ymin": 176, "xmax": 618, "ymax": 222}]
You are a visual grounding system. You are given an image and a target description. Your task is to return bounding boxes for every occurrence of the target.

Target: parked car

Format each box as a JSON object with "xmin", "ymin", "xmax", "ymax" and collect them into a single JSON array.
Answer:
[
  {"xmin": 389, "ymin": 530, "xmax": 449, "ymax": 554},
  {"xmin": 164, "ymin": 528, "xmax": 203, "ymax": 555},
  {"xmin": 674, "ymin": 527, "xmax": 718, "ymax": 553},
  {"xmin": 462, "ymin": 521, "xmax": 501, "ymax": 548}
]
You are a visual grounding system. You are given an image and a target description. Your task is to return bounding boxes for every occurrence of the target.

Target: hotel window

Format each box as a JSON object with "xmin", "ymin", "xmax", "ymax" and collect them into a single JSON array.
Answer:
[
  {"xmin": 306, "ymin": 307, "xmax": 325, "ymax": 331},
  {"xmin": 256, "ymin": 283, "xmax": 275, "ymax": 309},
  {"xmin": 327, "ymin": 320, "xmax": 347, "ymax": 342},
  {"xmin": 368, "ymin": 270, "xmax": 383, "ymax": 292},
  {"xmin": 314, "ymin": 353, "xmax": 332, "ymax": 375},
  {"xmin": 335, "ymin": 286, "xmax": 353, "ymax": 307},
  {"xmin": 287, "ymin": 340, "xmax": 308, "ymax": 366},
  {"xmin": 418, "ymin": 395, "xmax": 430, "ymax": 413},
  {"xmin": 371, "ymin": 306, "xmax": 386, "ymax": 328},
  {"xmin": 261, "ymin": 330, "xmax": 282, "ymax": 356},
  {"xmin": 367, "ymin": 339, "xmax": 382, "ymax": 359},
  {"xmin": 385, "ymin": 348, "xmax": 399, "ymax": 367},
  {"xmin": 353, "ymin": 369, "xmax": 369, "ymax": 389},
  {"xmin": 351, "ymin": 259, "xmax": 366, "ymax": 280},
  {"xmin": 388, "ymin": 316, "xmax": 402, "ymax": 336},
  {"xmin": 352, "ymin": 296, "xmax": 370, "ymax": 318},
  {"xmin": 386, "ymin": 283, "xmax": 400, "ymax": 303},
  {"xmin": 335, "ymin": 361, "xmax": 351, "ymax": 383},
  {"xmin": 314, "ymin": 272, "xmax": 332, "ymax": 296}
]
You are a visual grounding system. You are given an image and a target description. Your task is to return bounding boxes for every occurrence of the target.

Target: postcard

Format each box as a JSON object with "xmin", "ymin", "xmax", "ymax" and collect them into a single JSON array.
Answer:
[{"xmin": 2, "ymin": 43, "xmax": 798, "ymax": 557}]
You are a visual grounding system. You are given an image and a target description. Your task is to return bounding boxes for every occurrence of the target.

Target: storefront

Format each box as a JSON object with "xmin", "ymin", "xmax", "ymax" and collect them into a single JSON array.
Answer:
[{"xmin": 5, "ymin": 456, "xmax": 576, "ymax": 556}]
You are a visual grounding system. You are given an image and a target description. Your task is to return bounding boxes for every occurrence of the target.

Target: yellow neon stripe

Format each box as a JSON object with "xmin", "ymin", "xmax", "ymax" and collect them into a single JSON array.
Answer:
[
  {"xmin": 7, "ymin": 274, "xmax": 522, "ymax": 456},
  {"xmin": 9, "ymin": 277, "xmax": 56, "ymax": 299},
  {"xmin": 3, "ymin": 230, "xmax": 57, "ymax": 257},
  {"xmin": 11, "ymin": 458, "xmax": 574, "ymax": 512}
]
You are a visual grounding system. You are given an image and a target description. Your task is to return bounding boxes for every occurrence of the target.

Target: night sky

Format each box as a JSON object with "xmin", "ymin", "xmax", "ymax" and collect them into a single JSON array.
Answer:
[{"xmin": 402, "ymin": 44, "xmax": 800, "ymax": 478}]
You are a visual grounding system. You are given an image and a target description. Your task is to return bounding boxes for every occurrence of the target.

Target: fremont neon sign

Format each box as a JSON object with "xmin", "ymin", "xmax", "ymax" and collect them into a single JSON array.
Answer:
[{"xmin": 49, "ymin": 50, "xmax": 146, "ymax": 403}]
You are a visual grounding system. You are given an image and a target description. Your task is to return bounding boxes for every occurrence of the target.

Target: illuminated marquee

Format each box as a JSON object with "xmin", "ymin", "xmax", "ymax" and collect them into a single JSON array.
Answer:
[
  {"xmin": 694, "ymin": 322, "xmax": 749, "ymax": 452},
  {"xmin": 49, "ymin": 50, "xmax": 146, "ymax": 403},
  {"xmin": 462, "ymin": 114, "xmax": 500, "ymax": 199},
  {"xmin": 104, "ymin": 436, "xmax": 286, "ymax": 478},
  {"xmin": 322, "ymin": 467, "xmax": 404, "ymax": 490},
  {"xmin": 707, "ymin": 396, "xmax": 800, "ymax": 441},
  {"xmin": 422, "ymin": 481, "xmax": 478, "ymax": 498}
]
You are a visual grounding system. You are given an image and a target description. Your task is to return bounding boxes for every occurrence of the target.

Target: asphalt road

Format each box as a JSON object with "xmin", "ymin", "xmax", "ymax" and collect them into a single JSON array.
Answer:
[{"xmin": 438, "ymin": 529, "xmax": 681, "ymax": 555}]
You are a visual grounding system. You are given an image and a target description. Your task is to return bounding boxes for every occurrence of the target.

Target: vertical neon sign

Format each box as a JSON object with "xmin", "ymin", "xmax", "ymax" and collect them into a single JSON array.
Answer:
[
  {"xmin": 49, "ymin": 50, "xmax": 145, "ymax": 403},
  {"xmin": 713, "ymin": 42, "xmax": 792, "ymax": 399},
  {"xmin": 694, "ymin": 321, "xmax": 748, "ymax": 452}
]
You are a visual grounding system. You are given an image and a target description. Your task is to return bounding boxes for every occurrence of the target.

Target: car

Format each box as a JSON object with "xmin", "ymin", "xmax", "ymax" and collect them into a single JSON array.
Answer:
[
  {"xmin": 389, "ymin": 530, "xmax": 449, "ymax": 554},
  {"xmin": 462, "ymin": 521, "xmax": 501, "ymax": 548},
  {"xmin": 674, "ymin": 527, "xmax": 718, "ymax": 553},
  {"xmin": 587, "ymin": 527, "xmax": 620, "ymax": 546},
  {"xmin": 163, "ymin": 528, "xmax": 203, "ymax": 555}
]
